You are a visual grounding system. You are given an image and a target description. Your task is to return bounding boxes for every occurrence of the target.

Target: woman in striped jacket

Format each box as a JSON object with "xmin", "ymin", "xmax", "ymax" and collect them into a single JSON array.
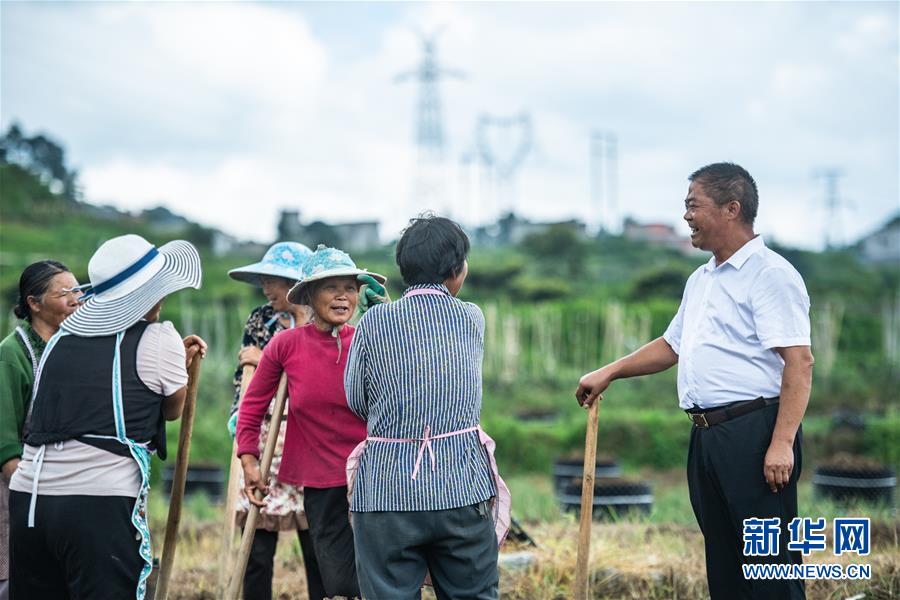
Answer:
[{"xmin": 345, "ymin": 216, "xmax": 509, "ymax": 600}]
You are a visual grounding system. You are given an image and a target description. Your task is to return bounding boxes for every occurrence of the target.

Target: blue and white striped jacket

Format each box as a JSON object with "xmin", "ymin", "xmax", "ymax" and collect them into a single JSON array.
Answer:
[{"xmin": 344, "ymin": 283, "xmax": 497, "ymax": 512}]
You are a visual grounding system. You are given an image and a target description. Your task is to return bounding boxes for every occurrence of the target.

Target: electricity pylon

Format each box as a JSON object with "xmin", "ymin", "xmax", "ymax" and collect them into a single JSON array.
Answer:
[{"xmin": 395, "ymin": 28, "xmax": 464, "ymax": 210}]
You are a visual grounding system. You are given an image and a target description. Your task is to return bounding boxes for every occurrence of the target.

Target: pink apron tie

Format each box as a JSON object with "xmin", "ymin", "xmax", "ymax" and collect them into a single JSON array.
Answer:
[
  {"xmin": 346, "ymin": 425, "xmax": 511, "ymax": 545},
  {"xmin": 365, "ymin": 425, "xmax": 480, "ymax": 480}
]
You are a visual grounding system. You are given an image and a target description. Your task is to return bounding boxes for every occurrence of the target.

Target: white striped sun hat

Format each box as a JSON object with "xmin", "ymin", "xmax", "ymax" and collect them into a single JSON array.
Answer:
[{"xmin": 62, "ymin": 234, "xmax": 202, "ymax": 337}]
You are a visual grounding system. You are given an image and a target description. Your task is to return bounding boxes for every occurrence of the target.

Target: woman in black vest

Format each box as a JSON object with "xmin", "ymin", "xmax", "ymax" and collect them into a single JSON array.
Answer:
[{"xmin": 8, "ymin": 234, "xmax": 205, "ymax": 600}]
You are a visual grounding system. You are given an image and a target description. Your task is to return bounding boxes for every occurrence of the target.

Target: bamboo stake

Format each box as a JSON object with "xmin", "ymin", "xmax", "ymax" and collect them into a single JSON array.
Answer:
[
  {"xmin": 225, "ymin": 375, "xmax": 289, "ymax": 600},
  {"xmin": 217, "ymin": 364, "xmax": 256, "ymax": 594},
  {"xmin": 574, "ymin": 399, "xmax": 600, "ymax": 599},
  {"xmin": 154, "ymin": 351, "xmax": 204, "ymax": 600}
]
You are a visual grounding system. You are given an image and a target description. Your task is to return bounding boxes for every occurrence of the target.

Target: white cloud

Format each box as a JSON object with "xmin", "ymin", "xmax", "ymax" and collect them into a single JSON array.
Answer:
[
  {"xmin": 772, "ymin": 63, "xmax": 830, "ymax": 99},
  {"xmin": 3, "ymin": 1, "xmax": 897, "ymax": 250},
  {"xmin": 837, "ymin": 11, "xmax": 897, "ymax": 56}
]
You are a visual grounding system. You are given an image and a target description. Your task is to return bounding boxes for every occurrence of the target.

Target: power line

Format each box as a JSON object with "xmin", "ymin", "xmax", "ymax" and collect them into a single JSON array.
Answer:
[
  {"xmin": 813, "ymin": 167, "xmax": 846, "ymax": 250},
  {"xmin": 395, "ymin": 28, "xmax": 464, "ymax": 209},
  {"xmin": 590, "ymin": 131, "xmax": 618, "ymax": 235},
  {"xmin": 475, "ymin": 112, "xmax": 533, "ymax": 216}
]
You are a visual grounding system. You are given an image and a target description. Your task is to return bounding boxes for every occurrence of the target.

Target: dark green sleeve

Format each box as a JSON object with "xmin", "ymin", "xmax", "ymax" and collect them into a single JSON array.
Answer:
[{"xmin": 0, "ymin": 357, "xmax": 32, "ymax": 466}]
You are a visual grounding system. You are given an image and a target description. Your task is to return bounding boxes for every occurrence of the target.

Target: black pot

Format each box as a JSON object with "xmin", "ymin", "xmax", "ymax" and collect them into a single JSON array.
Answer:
[
  {"xmin": 813, "ymin": 465, "xmax": 896, "ymax": 505},
  {"xmin": 830, "ymin": 409, "xmax": 867, "ymax": 431},
  {"xmin": 552, "ymin": 457, "xmax": 621, "ymax": 493},
  {"xmin": 558, "ymin": 478, "xmax": 653, "ymax": 519},
  {"xmin": 162, "ymin": 464, "xmax": 225, "ymax": 501},
  {"xmin": 515, "ymin": 407, "xmax": 562, "ymax": 423}
]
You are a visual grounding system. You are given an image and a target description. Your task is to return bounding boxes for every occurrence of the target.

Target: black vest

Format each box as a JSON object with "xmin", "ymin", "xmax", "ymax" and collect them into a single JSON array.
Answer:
[{"xmin": 25, "ymin": 321, "xmax": 168, "ymax": 460}]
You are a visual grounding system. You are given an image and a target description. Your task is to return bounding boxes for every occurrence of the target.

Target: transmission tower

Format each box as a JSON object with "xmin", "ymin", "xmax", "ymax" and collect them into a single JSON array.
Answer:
[
  {"xmin": 814, "ymin": 168, "xmax": 846, "ymax": 250},
  {"xmin": 474, "ymin": 112, "xmax": 533, "ymax": 216},
  {"xmin": 395, "ymin": 29, "xmax": 464, "ymax": 210},
  {"xmin": 476, "ymin": 113, "xmax": 533, "ymax": 180},
  {"xmin": 590, "ymin": 131, "xmax": 618, "ymax": 235}
]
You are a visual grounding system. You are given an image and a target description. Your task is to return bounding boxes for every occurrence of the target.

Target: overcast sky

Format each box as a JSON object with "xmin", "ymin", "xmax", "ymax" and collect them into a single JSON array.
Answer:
[{"xmin": 3, "ymin": 1, "xmax": 898, "ymax": 249}]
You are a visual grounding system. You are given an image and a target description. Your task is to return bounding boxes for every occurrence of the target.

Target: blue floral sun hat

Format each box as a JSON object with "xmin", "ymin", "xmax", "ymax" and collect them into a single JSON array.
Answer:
[
  {"xmin": 287, "ymin": 244, "xmax": 385, "ymax": 304},
  {"xmin": 228, "ymin": 242, "xmax": 312, "ymax": 286}
]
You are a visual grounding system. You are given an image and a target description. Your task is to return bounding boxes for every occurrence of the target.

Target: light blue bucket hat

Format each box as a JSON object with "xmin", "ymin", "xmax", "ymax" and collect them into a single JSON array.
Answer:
[
  {"xmin": 287, "ymin": 244, "xmax": 385, "ymax": 304},
  {"xmin": 228, "ymin": 242, "xmax": 312, "ymax": 286}
]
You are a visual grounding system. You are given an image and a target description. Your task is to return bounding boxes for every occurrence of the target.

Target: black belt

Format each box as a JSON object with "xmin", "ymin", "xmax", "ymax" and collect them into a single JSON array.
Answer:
[{"xmin": 686, "ymin": 396, "xmax": 779, "ymax": 428}]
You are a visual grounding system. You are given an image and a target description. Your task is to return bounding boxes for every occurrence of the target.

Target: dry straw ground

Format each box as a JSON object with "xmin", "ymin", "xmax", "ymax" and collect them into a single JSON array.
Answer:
[{"xmin": 163, "ymin": 519, "xmax": 899, "ymax": 599}]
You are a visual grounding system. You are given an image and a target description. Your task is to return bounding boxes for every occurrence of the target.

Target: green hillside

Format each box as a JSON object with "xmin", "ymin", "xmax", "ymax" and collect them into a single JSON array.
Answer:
[{"xmin": 2, "ymin": 131, "xmax": 898, "ymax": 476}]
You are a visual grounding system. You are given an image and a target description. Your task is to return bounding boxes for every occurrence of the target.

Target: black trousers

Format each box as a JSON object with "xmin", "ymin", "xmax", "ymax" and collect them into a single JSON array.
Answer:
[
  {"xmin": 9, "ymin": 491, "xmax": 143, "ymax": 600},
  {"xmin": 352, "ymin": 500, "xmax": 499, "ymax": 600},
  {"xmin": 243, "ymin": 528, "xmax": 326, "ymax": 600},
  {"xmin": 303, "ymin": 486, "xmax": 360, "ymax": 598},
  {"xmin": 687, "ymin": 402, "xmax": 805, "ymax": 600}
]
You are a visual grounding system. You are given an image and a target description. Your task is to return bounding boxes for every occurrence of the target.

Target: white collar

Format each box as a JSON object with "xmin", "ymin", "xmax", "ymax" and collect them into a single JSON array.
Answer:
[{"xmin": 704, "ymin": 235, "xmax": 765, "ymax": 272}]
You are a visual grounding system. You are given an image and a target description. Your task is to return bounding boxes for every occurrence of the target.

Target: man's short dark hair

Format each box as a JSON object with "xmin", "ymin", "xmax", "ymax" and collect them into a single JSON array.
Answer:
[
  {"xmin": 396, "ymin": 214, "xmax": 470, "ymax": 285},
  {"xmin": 689, "ymin": 162, "xmax": 759, "ymax": 226}
]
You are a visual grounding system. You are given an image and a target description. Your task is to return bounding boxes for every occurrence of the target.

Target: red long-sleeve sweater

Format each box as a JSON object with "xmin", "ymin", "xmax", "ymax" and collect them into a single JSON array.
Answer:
[{"xmin": 236, "ymin": 323, "xmax": 366, "ymax": 488}]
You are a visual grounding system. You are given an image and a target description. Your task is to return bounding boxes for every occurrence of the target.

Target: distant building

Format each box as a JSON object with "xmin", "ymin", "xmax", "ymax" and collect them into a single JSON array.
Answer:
[
  {"xmin": 211, "ymin": 231, "xmax": 238, "ymax": 257},
  {"xmin": 473, "ymin": 212, "xmax": 587, "ymax": 247},
  {"xmin": 204, "ymin": 231, "xmax": 270, "ymax": 258},
  {"xmin": 331, "ymin": 222, "xmax": 380, "ymax": 253},
  {"xmin": 83, "ymin": 203, "xmax": 129, "ymax": 222},
  {"xmin": 276, "ymin": 210, "xmax": 381, "ymax": 252},
  {"xmin": 622, "ymin": 217, "xmax": 699, "ymax": 255},
  {"xmin": 141, "ymin": 206, "xmax": 191, "ymax": 233},
  {"xmin": 236, "ymin": 240, "xmax": 270, "ymax": 258},
  {"xmin": 857, "ymin": 214, "xmax": 900, "ymax": 265},
  {"xmin": 277, "ymin": 210, "xmax": 304, "ymax": 242}
]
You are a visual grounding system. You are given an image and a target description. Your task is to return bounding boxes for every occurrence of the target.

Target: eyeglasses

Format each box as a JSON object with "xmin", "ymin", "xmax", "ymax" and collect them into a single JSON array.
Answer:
[{"xmin": 44, "ymin": 287, "xmax": 84, "ymax": 300}]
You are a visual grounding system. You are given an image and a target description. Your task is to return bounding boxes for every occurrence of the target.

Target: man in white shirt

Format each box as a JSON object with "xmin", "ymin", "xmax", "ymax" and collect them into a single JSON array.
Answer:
[{"xmin": 576, "ymin": 163, "xmax": 813, "ymax": 600}]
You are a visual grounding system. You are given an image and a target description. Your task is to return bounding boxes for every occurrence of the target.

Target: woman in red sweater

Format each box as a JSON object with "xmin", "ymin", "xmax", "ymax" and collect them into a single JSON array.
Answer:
[{"xmin": 236, "ymin": 245, "xmax": 385, "ymax": 599}]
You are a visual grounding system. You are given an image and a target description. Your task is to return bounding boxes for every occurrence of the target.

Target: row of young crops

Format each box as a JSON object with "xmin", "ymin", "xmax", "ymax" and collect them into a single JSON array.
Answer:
[
  {"xmin": 2, "ymin": 293, "xmax": 896, "ymax": 475},
  {"xmin": 1, "ymin": 290, "xmax": 895, "ymax": 382}
]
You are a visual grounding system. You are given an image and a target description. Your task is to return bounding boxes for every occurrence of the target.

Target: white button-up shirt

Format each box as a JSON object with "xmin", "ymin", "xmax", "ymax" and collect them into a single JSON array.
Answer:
[{"xmin": 663, "ymin": 236, "xmax": 811, "ymax": 409}]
